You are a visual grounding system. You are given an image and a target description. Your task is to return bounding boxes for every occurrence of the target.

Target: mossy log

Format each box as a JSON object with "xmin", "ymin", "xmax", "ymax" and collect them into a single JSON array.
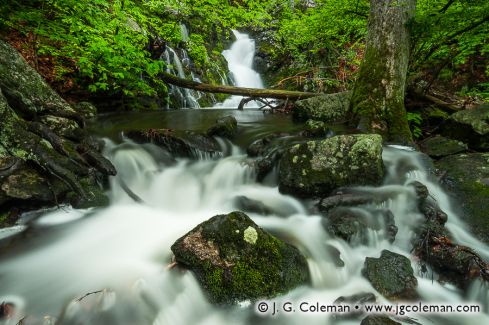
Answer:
[{"xmin": 160, "ymin": 71, "xmax": 319, "ymax": 101}]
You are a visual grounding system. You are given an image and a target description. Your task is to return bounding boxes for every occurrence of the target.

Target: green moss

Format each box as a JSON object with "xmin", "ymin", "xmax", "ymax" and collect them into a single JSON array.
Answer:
[{"xmin": 171, "ymin": 211, "xmax": 310, "ymax": 304}]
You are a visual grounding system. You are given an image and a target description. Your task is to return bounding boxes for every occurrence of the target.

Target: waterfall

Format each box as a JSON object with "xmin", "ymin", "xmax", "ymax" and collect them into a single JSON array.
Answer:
[
  {"xmin": 0, "ymin": 136, "xmax": 488, "ymax": 324},
  {"xmin": 214, "ymin": 30, "xmax": 265, "ymax": 109}
]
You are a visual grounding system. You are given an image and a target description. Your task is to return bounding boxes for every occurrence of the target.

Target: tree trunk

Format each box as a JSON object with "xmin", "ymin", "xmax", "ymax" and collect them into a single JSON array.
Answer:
[
  {"xmin": 350, "ymin": 0, "xmax": 415, "ymax": 144},
  {"xmin": 160, "ymin": 72, "xmax": 319, "ymax": 101}
]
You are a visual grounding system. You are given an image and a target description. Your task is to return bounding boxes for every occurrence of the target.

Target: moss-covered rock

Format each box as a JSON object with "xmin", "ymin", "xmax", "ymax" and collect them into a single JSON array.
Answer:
[
  {"xmin": 293, "ymin": 91, "xmax": 351, "ymax": 123},
  {"xmin": 435, "ymin": 153, "xmax": 489, "ymax": 244},
  {"xmin": 171, "ymin": 211, "xmax": 310, "ymax": 304},
  {"xmin": 278, "ymin": 134, "xmax": 384, "ymax": 197},
  {"xmin": 419, "ymin": 135, "xmax": 468, "ymax": 158},
  {"xmin": 362, "ymin": 250, "xmax": 417, "ymax": 301},
  {"xmin": 206, "ymin": 115, "xmax": 238, "ymax": 139},
  {"xmin": 303, "ymin": 119, "xmax": 329, "ymax": 137},
  {"xmin": 74, "ymin": 102, "xmax": 98, "ymax": 119},
  {"xmin": 0, "ymin": 40, "xmax": 74, "ymax": 116},
  {"xmin": 440, "ymin": 104, "xmax": 489, "ymax": 150}
]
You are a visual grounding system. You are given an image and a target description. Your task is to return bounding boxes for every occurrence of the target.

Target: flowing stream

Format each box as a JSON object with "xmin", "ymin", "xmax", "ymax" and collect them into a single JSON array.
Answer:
[
  {"xmin": 214, "ymin": 30, "xmax": 265, "ymax": 109},
  {"xmin": 0, "ymin": 115, "xmax": 488, "ymax": 324}
]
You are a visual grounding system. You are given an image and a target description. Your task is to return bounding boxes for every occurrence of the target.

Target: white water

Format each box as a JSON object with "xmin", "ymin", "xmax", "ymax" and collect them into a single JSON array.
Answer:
[
  {"xmin": 214, "ymin": 30, "xmax": 265, "ymax": 109},
  {"xmin": 0, "ymin": 141, "xmax": 488, "ymax": 325},
  {"xmin": 162, "ymin": 47, "xmax": 201, "ymax": 109}
]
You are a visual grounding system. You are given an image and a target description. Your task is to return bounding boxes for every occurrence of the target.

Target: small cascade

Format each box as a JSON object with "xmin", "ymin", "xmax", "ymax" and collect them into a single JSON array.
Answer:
[
  {"xmin": 162, "ymin": 47, "xmax": 200, "ymax": 109},
  {"xmin": 214, "ymin": 30, "xmax": 265, "ymax": 109}
]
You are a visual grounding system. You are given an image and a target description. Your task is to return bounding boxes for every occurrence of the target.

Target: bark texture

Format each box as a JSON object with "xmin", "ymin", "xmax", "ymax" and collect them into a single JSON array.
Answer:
[
  {"xmin": 350, "ymin": 0, "xmax": 415, "ymax": 144},
  {"xmin": 160, "ymin": 72, "xmax": 319, "ymax": 100}
]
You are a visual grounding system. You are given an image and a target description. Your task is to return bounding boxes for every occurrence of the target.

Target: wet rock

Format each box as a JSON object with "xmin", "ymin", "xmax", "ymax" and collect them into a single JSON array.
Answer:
[
  {"xmin": 234, "ymin": 196, "xmax": 271, "ymax": 216},
  {"xmin": 419, "ymin": 135, "xmax": 467, "ymax": 158},
  {"xmin": 318, "ymin": 193, "xmax": 374, "ymax": 213},
  {"xmin": 293, "ymin": 91, "xmax": 351, "ymax": 123},
  {"xmin": 409, "ymin": 181, "xmax": 429, "ymax": 202},
  {"xmin": 362, "ymin": 250, "xmax": 417, "ymax": 300},
  {"xmin": 206, "ymin": 115, "xmax": 238, "ymax": 139},
  {"xmin": 435, "ymin": 153, "xmax": 489, "ymax": 243},
  {"xmin": 278, "ymin": 134, "xmax": 384, "ymax": 198},
  {"xmin": 302, "ymin": 119, "xmax": 329, "ymax": 137},
  {"xmin": 247, "ymin": 135, "xmax": 276, "ymax": 157},
  {"xmin": 322, "ymin": 208, "xmax": 397, "ymax": 244},
  {"xmin": 361, "ymin": 315, "xmax": 401, "ymax": 325},
  {"xmin": 171, "ymin": 211, "xmax": 310, "ymax": 304},
  {"xmin": 127, "ymin": 129, "xmax": 221, "ymax": 159},
  {"xmin": 0, "ymin": 302, "xmax": 15, "ymax": 320},
  {"xmin": 333, "ymin": 292, "xmax": 376, "ymax": 319},
  {"xmin": 440, "ymin": 104, "xmax": 489, "ymax": 150},
  {"xmin": 74, "ymin": 101, "xmax": 98, "ymax": 119},
  {"xmin": 326, "ymin": 244, "xmax": 345, "ymax": 267}
]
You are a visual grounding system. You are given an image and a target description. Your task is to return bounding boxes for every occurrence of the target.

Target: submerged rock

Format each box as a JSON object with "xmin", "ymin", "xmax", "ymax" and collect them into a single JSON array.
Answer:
[
  {"xmin": 362, "ymin": 250, "xmax": 417, "ymax": 300},
  {"xmin": 171, "ymin": 211, "xmax": 310, "ymax": 304},
  {"xmin": 234, "ymin": 196, "xmax": 271, "ymax": 216},
  {"xmin": 419, "ymin": 135, "xmax": 467, "ymax": 158},
  {"xmin": 322, "ymin": 207, "xmax": 397, "ymax": 244},
  {"xmin": 440, "ymin": 104, "xmax": 489, "ymax": 150},
  {"xmin": 436, "ymin": 153, "xmax": 489, "ymax": 243},
  {"xmin": 293, "ymin": 91, "xmax": 351, "ymax": 123},
  {"xmin": 278, "ymin": 134, "xmax": 384, "ymax": 197},
  {"xmin": 206, "ymin": 115, "xmax": 238, "ymax": 139}
]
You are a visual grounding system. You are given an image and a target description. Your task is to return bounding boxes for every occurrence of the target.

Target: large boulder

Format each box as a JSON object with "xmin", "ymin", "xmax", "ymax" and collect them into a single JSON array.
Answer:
[
  {"xmin": 171, "ymin": 211, "xmax": 310, "ymax": 304},
  {"xmin": 435, "ymin": 153, "xmax": 489, "ymax": 244},
  {"xmin": 440, "ymin": 104, "xmax": 489, "ymax": 150},
  {"xmin": 293, "ymin": 91, "xmax": 351, "ymax": 123},
  {"xmin": 419, "ymin": 135, "xmax": 467, "ymax": 158},
  {"xmin": 278, "ymin": 134, "xmax": 384, "ymax": 197},
  {"xmin": 362, "ymin": 250, "xmax": 417, "ymax": 301},
  {"xmin": 0, "ymin": 40, "xmax": 74, "ymax": 116}
]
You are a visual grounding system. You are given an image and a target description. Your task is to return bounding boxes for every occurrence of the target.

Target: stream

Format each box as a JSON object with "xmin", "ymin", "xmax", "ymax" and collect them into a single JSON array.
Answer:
[
  {"xmin": 0, "ymin": 31, "xmax": 488, "ymax": 325},
  {"xmin": 0, "ymin": 110, "xmax": 488, "ymax": 325}
]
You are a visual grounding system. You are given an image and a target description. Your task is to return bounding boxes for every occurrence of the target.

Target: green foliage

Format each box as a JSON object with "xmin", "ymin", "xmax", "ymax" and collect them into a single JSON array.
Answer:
[{"xmin": 407, "ymin": 112, "xmax": 423, "ymax": 138}]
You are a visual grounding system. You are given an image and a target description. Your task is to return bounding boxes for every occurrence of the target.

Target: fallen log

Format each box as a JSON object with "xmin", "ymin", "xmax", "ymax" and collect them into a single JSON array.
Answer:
[{"xmin": 160, "ymin": 72, "xmax": 319, "ymax": 100}]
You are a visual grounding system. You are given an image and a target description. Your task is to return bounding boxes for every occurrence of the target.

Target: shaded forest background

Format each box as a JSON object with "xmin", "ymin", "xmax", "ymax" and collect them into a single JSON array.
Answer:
[{"xmin": 0, "ymin": 0, "xmax": 487, "ymax": 130}]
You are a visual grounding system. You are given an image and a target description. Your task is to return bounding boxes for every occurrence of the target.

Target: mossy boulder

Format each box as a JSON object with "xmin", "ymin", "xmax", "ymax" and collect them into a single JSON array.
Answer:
[
  {"xmin": 206, "ymin": 115, "xmax": 238, "ymax": 139},
  {"xmin": 435, "ymin": 153, "xmax": 489, "ymax": 244},
  {"xmin": 0, "ymin": 40, "xmax": 74, "ymax": 116},
  {"xmin": 303, "ymin": 119, "xmax": 329, "ymax": 137},
  {"xmin": 362, "ymin": 250, "xmax": 417, "ymax": 301},
  {"xmin": 419, "ymin": 135, "xmax": 467, "ymax": 158},
  {"xmin": 171, "ymin": 211, "xmax": 310, "ymax": 304},
  {"xmin": 293, "ymin": 91, "xmax": 351, "ymax": 123},
  {"xmin": 278, "ymin": 134, "xmax": 384, "ymax": 197},
  {"xmin": 440, "ymin": 104, "xmax": 489, "ymax": 150},
  {"xmin": 74, "ymin": 101, "xmax": 98, "ymax": 119}
]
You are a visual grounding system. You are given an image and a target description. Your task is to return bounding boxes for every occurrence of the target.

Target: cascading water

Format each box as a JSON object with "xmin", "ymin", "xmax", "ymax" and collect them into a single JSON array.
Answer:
[
  {"xmin": 214, "ymin": 30, "xmax": 265, "ymax": 109},
  {"xmin": 0, "ymin": 131, "xmax": 488, "ymax": 324}
]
